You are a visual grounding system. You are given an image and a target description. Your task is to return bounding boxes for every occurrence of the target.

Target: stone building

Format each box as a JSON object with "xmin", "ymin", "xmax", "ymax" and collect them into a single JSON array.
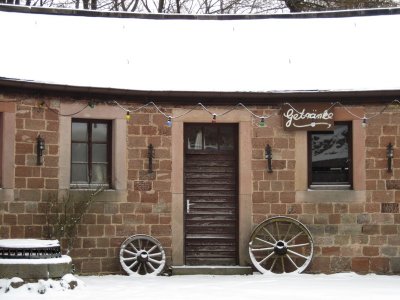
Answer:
[{"xmin": 1, "ymin": 4, "xmax": 400, "ymax": 274}]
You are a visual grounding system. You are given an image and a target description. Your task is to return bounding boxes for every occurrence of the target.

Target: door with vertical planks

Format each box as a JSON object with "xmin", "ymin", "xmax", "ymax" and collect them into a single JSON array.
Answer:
[{"xmin": 184, "ymin": 124, "xmax": 238, "ymax": 265}]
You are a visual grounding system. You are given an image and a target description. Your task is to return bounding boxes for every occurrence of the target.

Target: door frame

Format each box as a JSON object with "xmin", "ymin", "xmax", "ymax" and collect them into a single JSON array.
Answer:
[{"xmin": 171, "ymin": 109, "xmax": 252, "ymax": 266}]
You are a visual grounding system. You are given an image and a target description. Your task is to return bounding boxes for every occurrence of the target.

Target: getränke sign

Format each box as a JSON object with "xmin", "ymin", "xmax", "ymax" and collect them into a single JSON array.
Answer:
[{"xmin": 282, "ymin": 103, "xmax": 334, "ymax": 131}]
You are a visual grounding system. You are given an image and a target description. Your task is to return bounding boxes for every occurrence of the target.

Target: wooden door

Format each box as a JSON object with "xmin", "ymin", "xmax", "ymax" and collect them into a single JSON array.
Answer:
[{"xmin": 184, "ymin": 124, "xmax": 238, "ymax": 265}]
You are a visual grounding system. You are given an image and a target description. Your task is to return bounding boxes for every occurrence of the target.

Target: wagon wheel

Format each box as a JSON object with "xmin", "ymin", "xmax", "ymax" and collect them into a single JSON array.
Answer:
[
  {"xmin": 120, "ymin": 234, "xmax": 166, "ymax": 276},
  {"xmin": 249, "ymin": 216, "xmax": 313, "ymax": 274}
]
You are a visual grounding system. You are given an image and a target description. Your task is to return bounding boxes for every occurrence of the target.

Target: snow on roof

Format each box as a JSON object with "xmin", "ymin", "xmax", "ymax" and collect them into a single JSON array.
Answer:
[
  {"xmin": 1, "ymin": 6, "xmax": 400, "ymax": 95},
  {"xmin": 0, "ymin": 239, "xmax": 60, "ymax": 249}
]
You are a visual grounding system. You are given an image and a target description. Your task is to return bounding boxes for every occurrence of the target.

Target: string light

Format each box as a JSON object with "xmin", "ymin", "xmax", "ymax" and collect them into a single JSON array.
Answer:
[
  {"xmin": 125, "ymin": 111, "xmax": 131, "ymax": 121},
  {"xmin": 32, "ymin": 98, "xmax": 400, "ymax": 127},
  {"xmin": 166, "ymin": 116, "xmax": 172, "ymax": 127},
  {"xmin": 362, "ymin": 116, "xmax": 368, "ymax": 128}
]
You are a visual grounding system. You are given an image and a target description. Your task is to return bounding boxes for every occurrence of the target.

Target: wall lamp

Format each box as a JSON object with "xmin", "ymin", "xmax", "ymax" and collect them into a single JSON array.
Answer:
[
  {"xmin": 387, "ymin": 143, "xmax": 394, "ymax": 173},
  {"xmin": 148, "ymin": 144, "xmax": 155, "ymax": 173},
  {"xmin": 265, "ymin": 144, "xmax": 273, "ymax": 173},
  {"xmin": 36, "ymin": 135, "xmax": 45, "ymax": 166}
]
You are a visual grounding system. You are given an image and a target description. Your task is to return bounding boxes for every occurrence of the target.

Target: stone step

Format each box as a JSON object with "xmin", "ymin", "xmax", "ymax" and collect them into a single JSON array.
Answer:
[{"xmin": 171, "ymin": 265, "xmax": 253, "ymax": 275}]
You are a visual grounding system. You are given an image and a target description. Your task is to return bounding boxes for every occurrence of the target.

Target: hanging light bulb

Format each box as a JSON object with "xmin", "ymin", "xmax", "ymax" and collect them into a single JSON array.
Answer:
[
  {"xmin": 362, "ymin": 116, "xmax": 368, "ymax": 128},
  {"xmin": 259, "ymin": 117, "xmax": 265, "ymax": 127},
  {"xmin": 166, "ymin": 116, "xmax": 172, "ymax": 127},
  {"xmin": 212, "ymin": 114, "xmax": 217, "ymax": 123},
  {"xmin": 125, "ymin": 111, "xmax": 131, "ymax": 121}
]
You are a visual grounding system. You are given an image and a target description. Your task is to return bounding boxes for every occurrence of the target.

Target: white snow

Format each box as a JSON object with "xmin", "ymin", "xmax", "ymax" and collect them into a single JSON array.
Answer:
[
  {"xmin": 1, "ymin": 273, "xmax": 400, "ymax": 299},
  {"xmin": 0, "ymin": 255, "xmax": 71, "ymax": 265},
  {"xmin": 1, "ymin": 8, "xmax": 400, "ymax": 94},
  {"xmin": 0, "ymin": 239, "xmax": 60, "ymax": 249}
]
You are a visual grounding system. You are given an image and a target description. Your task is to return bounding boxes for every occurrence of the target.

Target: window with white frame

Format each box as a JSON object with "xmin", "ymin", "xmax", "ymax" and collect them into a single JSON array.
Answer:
[{"xmin": 71, "ymin": 119, "xmax": 112, "ymax": 187}]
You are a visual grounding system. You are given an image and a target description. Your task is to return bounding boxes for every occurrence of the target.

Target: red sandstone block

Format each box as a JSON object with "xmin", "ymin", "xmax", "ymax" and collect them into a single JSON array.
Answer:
[
  {"xmin": 18, "ymin": 214, "xmax": 33, "ymax": 225},
  {"xmin": 309, "ymin": 257, "xmax": 331, "ymax": 274},
  {"xmin": 370, "ymin": 257, "xmax": 390, "ymax": 274},
  {"xmin": 277, "ymin": 171, "xmax": 294, "ymax": 180},
  {"xmin": 280, "ymin": 192, "xmax": 295, "ymax": 203},
  {"xmin": 15, "ymin": 166, "xmax": 33, "ymax": 177},
  {"xmin": 88, "ymin": 225, "xmax": 105, "ymax": 237},
  {"xmin": 253, "ymin": 204, "xmax": 270, "ymax": 214},
  {"xmin": 4, "ymin": 214, "xmax": 17, "ymax": 225},
  {"xmin": 141, "ymin": 192, "xmax": 158, "ymax": 203},
  {"xmin": 27, "ymin": 178, "xmax": 44, "ymax": 189},
  {"xmin": 318, "ymin": 203, "xmax": 333, "ymax": 214},
  {"xmin": 303, "ymin": 203, "xmax": 317, "ymax": 214},
  {"xmin": 271, "ymin": 204, "xmax": 286, "ymax": 214},
  {"xmin": 44, "ymin": 156, "xmax": 59, "ymax": 167},
  {"xmin": 351, "ymin": 257, "xmax": 369, "ymax": 274},
  {"xmin": 381, "ymin": 225, "xmax": 398, "ymax": 235},
  {"xmin": 25, "ymin": 119, "xmax": 45, "ymax": 130},
  {"xmin": 329, "ymin": 214, "xmax": 341, "ymax": 224},
  {"xmin": 363, "ymin": 246, "xmax": 379, "ymax": 256},
  {"xmin": 141, "ymin": 125, "xmax": 158, "ymax": 135},
  {"xmin": 46, "ymin": 120, "xmax": 59, "ymax": 132},
  {"xmin": 82, "ymin": 238, "xmax": 97, "ymax": 249},
  {"xmin": 322, "ymin": 246, "xmax": 341, "ymax": 256},
  {"xmin": 151, "ymin": 224, "xmax": 171, "ymax": 236},
  {"xmin": 15, "ymin": 178, "xmax": 27, "ymax": 188},
  {"xmin": 10, "ymin": 226, "xmax": 25, "ymax": 238},
  {"xmin": 145, "ymin": 214, "xmax": 160, "ymax": 224}
]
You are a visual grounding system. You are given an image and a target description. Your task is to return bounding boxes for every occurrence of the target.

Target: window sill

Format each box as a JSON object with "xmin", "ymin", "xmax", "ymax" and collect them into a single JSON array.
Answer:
[
  {"xmin": 296, "ymin": 190, "xmax": 365, "ymax": 203},
  {"xmin": 309, "ymin": 184, "xmax": 351, "ymax": 191}
]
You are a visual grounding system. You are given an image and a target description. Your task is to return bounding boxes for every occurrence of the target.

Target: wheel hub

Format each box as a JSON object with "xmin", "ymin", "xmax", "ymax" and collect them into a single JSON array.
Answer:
[
  {"xmin": 137, "ymin": 250, "xmax": 149, "ymax": 263},
  {"xmin": 274, "ymin": 240, "xmax": 287, "ymax": 256}
]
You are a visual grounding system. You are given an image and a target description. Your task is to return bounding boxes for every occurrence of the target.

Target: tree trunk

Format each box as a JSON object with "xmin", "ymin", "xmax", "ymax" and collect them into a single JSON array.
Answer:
[
  {"xmin": 158, "ymin": 0, "xmax": 164, "ymax": 12},
  {"xmin": 91, "ymin": 0, "xmax": 97, "ymax": 9}
]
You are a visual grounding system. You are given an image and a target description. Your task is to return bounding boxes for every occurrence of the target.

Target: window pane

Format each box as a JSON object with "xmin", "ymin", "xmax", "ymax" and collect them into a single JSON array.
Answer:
[
  {"xmin": 71, "ymin": 164, "xmax": 88, "ymax": 183},
  {"xmin": 91, "ymin": 164, "xmax": 108, "ymax": 184},
  {"xmin": 311, "ymin": 124, "xmax": 350, "ymax": 184},
  {"xmin": 92, "ymin": 144, "xmax": 107, "ymax": 162},
  {"xmin": 187, "ymin": 126, "xmax": 203, "ymax": 150},
  {"xmin": 204, "ymin": 126, "xmax": 218, "ymax": 150},
  {"xmin": 92, "ymin": 123, "xmax": 108, "ymax": 142},
  {"xmin": 72, "ymin": 122, "xmax": 88, "ymax": 141},
  {"xmin": 219, "ymin": 126, "xmax": 234, "ymax": 150},
  {"xmin": 71, "ymin": 143, "xmax": 88, "ymax": 162}
]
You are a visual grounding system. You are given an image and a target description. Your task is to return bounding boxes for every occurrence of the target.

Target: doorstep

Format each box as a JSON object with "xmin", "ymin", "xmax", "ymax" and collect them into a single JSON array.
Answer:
[{"xmin": 171, "ymin": 265, "xmax": 253, "ymax": 275}]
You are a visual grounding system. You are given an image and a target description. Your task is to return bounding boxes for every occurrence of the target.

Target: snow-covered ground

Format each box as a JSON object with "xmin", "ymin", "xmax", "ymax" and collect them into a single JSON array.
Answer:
[{"xmin": 1, "ymin": 273, "xmax": 400, "ymax": 300}]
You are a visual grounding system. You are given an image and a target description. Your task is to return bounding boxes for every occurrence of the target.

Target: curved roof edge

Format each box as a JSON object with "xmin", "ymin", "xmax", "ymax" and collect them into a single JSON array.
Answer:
[{"xmin": 1, "ymin": 3, "xmax": 400, "ymax": 20}]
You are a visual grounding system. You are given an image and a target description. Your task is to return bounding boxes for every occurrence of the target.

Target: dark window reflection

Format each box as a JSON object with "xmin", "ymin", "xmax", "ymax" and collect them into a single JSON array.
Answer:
[{"xmin": 310, "ymin": 124, "xmax": 350, "ymax": 185}]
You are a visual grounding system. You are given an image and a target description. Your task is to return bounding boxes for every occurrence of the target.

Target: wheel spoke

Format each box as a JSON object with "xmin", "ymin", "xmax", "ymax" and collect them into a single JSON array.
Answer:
[
  {"xmin": 128, "ymin": 260, "xmax": 139, "ymax": 270},
  {"xmin": 276, "ymin": 222, "xmax": 280, "ymax": 240},
  {"xmin": 255, "ymin": 237, "xmax": 275, "ymax": 247},
  {"xmin": 286, "ymin": 231, "xmax": 303, "ymax": 245},
  {"xmin": 149, "ymin": 252, "xmax": 163, "ymax": 257},
  {"xmin": 123, "ymin": 249, "xmax": 136, "ymax": 256},
  {"xmin": 286, "ymin": 254, "xmax": 299, "ymax": 269},
  {"xmin": 283, "ymin": 223, "xmax": 292, "ymax": 242},
  {"xmin": 258, "ymin": 250, "xmax": 275, "ymax": 265},
  {"xmin": 269, "ymin": 257, "xmax": 277, "ymax": 272},
  {"xmin": 287, "ymin": 243, "xmax": 310, "ymax": 248},
  {"xmin": 147, "ymin": 245, "xmax": 158, "ymax": 254},
  {"xmin": 281, "ymin": 256, "xmax": 285, "ymax": 273},
  {"xmin": 251, "ymin": 247, "xmax": 274, "ymax": 252},
  {"xmin": 148, "ymin": 257, "xmax": 163, "ymax": 265},
  {"xmin": 287, "ymin": 249, "xmax": 309, "ymax": 260},
  {"xmin": 129, "ymin": 242, "xmax": 139, "ymax": 253},
  {"xmin": 262, "ymin": 227, "xmax": 277, "ymax": 243},
  {"xmin": 123, "ymin": 257, "xmax": 137, "ymax": 262},
  {"xmin": 146, "ymin": 262, "xmax": 156, "ymax": 272}
]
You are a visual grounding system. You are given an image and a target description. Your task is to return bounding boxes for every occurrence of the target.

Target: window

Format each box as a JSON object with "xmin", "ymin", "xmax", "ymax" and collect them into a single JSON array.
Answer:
[
  {"xmin": 71, "ymin": 119, "xmax": 112, "ymax": 187},
  {"xmin": 308, "ymin": 122, "xmax": 352, "ymax": 189},
  {"xmin": 186, "ymin": 124, "xmax": 235, "ymax": 152}
]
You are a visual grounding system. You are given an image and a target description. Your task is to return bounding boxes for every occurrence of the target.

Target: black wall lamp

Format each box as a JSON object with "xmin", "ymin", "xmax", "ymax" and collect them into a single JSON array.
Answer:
[
  {"xmin": 36, "ymin": 135, "xmax": 45, "ymax": 166},
  {"xmin": 265, "ymin": 144, "xmax": 273, "ymax": 173},
  {"xmin": 387, "ymin": 143, "xmax": 394, "ymax": 173},
  {"xmin": 148, "ymin": 144, "xmax": 155, "ymax": 173}
]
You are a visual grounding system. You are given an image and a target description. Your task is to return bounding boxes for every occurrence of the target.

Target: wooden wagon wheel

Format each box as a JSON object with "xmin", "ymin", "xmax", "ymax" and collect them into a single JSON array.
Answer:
[
  {"xmin": 249, "ymin": 216, "xmax": 314, "ymax": 274},
  {"xmin": 120, "ymin": 234, "xmax": 166, "ymax": 276}
]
